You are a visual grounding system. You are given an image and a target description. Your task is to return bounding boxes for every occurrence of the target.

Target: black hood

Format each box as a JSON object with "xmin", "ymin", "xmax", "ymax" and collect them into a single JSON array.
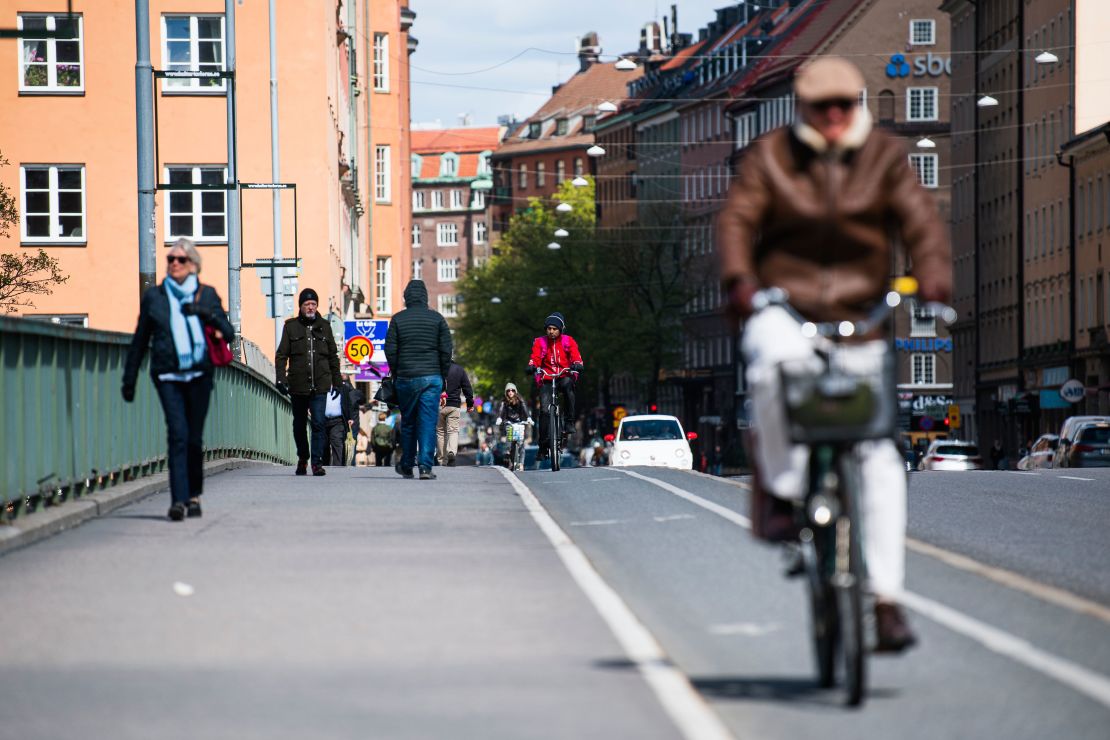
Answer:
[{"xmin": 403, "ymin": 280, "xmax": 429, "ymax": 308}]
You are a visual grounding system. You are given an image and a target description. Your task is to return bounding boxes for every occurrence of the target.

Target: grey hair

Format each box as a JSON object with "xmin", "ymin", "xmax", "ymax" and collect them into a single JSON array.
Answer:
[{"xmin": 170, "ymin": 237, "xmax": 202, "ymax": 273}]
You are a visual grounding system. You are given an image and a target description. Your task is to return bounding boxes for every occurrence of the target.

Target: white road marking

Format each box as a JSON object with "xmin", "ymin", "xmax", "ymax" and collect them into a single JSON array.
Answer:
[
  {"xmin": 906, "ymin": 538, "xmax": 1110, "ymax": 625},
  {"xmin": 899, "ymin": 590, "xmax": 1110, "ymax": 709},
  {"xmin": 654, "ymin": 514, "xmax": 697, "ymax": 523},
  {"xmin": 708, "ymin": 622, "xmax": 782, "ymax": 637},
  {"xmin": 1005, "ymin": 471, "xmax": 1040, "ymax": 476},
  {"xmin": 1059, "ymin": 475, "xmax": 1095, "ymax": 481},
  {"xmin": 590, "ymin": 477, "xmax": 624, "ymax": 482},
  {"xmin": 496, "ymin": 467, "xmax": 734, "ymax": 740},
  {"xmin": 622, "ymin": 468, "xmax": 1110, "ymax": 708},
  {"xmin": 569, "ymin": 519, "xmax": 627, "ymax": 527}
]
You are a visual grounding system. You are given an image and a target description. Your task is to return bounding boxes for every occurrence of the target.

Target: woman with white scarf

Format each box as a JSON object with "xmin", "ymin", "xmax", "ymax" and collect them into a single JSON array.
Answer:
[{"xmin": 122, "ymin": 238, "xmax": 234, "ymax": 521}]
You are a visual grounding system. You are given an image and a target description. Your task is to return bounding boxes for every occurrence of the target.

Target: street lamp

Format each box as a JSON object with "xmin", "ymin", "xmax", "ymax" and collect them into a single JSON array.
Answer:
[
  {"xmin": 587, "ymin": 144, "xmax": 606, "ymax": 157},
  {"xmin": 491, "ymin": 296, "xmax": 502, "ymax": 304},
  {"xmin": 537, "ymin": 287, "xmax": 548, "ymax": 297},
  {"xmin": 556, "ymin": 202, "xmax": 573, "ymax": 213},
  {"xmin": 598, "ymin": 101, "xmax": 618, "ymax": 113},
  {"xmin": 615, "ymin": 58, "xmax": 637, "ymax": 71},
  {"xmin": 977, "ymin": 95, "xmax": 999, "ymax": 107},
  {"xmin": 571, "ymin": 176, "xmax": 589, "ymax": 187},
  {"xmin": 547, "ymin": 242, "xmax": 562, "ymax": 250},
  {"xmin": 554, "ymin": 228, "xmax": 569, "ymax": 237},
  {"xmin": 1035, "ymin": 51, "xmax": 1058, "ymax": 64},
  {"xmin": 916, "ymin": 137, "xmax": 937, "ymax": 148}
]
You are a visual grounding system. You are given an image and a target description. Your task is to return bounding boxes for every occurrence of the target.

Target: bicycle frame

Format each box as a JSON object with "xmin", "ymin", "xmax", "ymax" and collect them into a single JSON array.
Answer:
[{"xmin": 538, "ymin": 368, "xmax": 572, "ymax": 471}]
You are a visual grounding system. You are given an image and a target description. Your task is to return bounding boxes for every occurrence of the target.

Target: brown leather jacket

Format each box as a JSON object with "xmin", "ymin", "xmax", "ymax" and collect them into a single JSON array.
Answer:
[{"xmin": 717, "ymin": 120, "xmax": 951, "ymax": 322}]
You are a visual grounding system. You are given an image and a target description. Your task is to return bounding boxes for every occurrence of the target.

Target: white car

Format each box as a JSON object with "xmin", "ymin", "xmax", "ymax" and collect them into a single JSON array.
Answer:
[{"xmin": 611, "ymin": 415, "xmax": 694, "ymax": 469}]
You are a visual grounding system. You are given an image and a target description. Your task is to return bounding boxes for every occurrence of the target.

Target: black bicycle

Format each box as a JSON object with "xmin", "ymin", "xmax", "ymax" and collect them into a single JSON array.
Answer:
[
  {"xmin": 539, "ymin": 367, "xmax": 572, "ymax": 472},
  {"xmin": 753, "ymin": 281, "xmax": 953, "ymax": 706}
]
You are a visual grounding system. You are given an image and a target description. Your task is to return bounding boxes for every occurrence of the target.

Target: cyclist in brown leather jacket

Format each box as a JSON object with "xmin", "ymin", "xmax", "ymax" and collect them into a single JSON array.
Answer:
[{"xmin": 717, "ymin": 57, "xmax": 953, "ymax": 652}]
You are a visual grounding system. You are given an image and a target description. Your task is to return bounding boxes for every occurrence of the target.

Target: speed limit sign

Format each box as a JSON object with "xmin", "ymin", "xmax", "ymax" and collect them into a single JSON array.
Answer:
[{"xmin": 344, "ymin": 336, "xmax": 372, "ymax": 365}]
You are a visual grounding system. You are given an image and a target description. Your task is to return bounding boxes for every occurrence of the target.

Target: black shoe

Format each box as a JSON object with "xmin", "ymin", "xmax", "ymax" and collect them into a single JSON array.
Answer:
[
  {"xmin": 395, "ymin": 463, "xmax": 414, "ymax": 479},
  {"xmin": 312, "ymin": 464, "xmax": 326, "ymax": 477},
  {"xmin": 186, "ymin": 499, "xmax": 202, "ymax": 518},
  {"xmin": 874, "ymin": 602, "xmax": 918, "ymax": 653},
  {"xmin": 168, "ymin": 503, "xmax": 186, "ymax": 521},
  {"xmin": 419, "ymin": 467, "xmax": 436, "ymax": 480},
  {"xmin": 446, "ymin": 452, "xmax": 456, "ymax": 467},
  {"xmin": 295, "ymin": 460, "xmax": 308, "ymax": 476}
]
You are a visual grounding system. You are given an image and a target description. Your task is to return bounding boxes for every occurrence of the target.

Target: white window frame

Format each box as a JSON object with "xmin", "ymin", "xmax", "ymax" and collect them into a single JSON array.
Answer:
[
  {"xmin": 437, "ymin": 257, "xmax": 459, "ymax": 283},
  {"xmin": 20, "ymin": 164, "xmax": 86, "ymax": 244},
  {"xmin": 412, "ymin": 190, "xmax": 426, "ymax": 210},
  {"xmin": 432, "ymin": 190, "xmax": 444, "ymax": 210},
  {"xmin": 411, "ymin": 223, "xmax": 422, "ymax": 247},
  {"xmin": 911, "ymin": 353, "xmax": 936, "ymax": 385},
  {"xmin": 372, "ymin": 33, "xmax": 389, "ymax": 92},
  {"xmin": 449, "ymin": 189, "xmax": 463, "ymax": 209},
  {"xmin": 436, "ymin": 222, "xmax": 459, "ymax": 246},
  {"xmin": 909, "ymin": 153, "xmax": 939, "ymax": 188},
  {"xmin": 374, "ymin": 145, "xmax": 391, "ymax": 203},
  {"xmin": 537, "ymin": 162, "xmax": 546, "ymax": 187},
  {"xmin": 161, "ymin": 15, "xmax": 226, "ymax": 93},
  {"xmin": 910, "ymin": 19, "xmax": 936, "ymax": 46},
  {"xmin": 440, "ymin": 153, "xmax": 458, "ymax": 177},
  {"xmin": 375, "ymin": 257, "xmax": 391, "ymax": 314},
  {"xmin": 907, "ymin": 87, "xmax": 939, "ymax": 122},
  {"xmin": 909, "ymin": 300, "xmax": 937, "ymax": 337},
  {"xmin": 474, "ymin": 220, "xmax": 487, "ymax": 244},
  {"xmin": 471, "ymin": 190, "xmax": 486, "ymax": 209},
  {"xmin": 412, "ymin": 258, "xmax": 422, "ymax": 280},
  {"xmin": 163, "ymin": 165, "xmax": 228, "ymax": 243},
  {"xmin": 556, "ymin": 160, "xmax": 566, "ymax": 183},
  {"xmin": 17, "ymin": 14, "xmax": 84, "ymax": 94},
  {"xmin": 438, "ymin": 294, "xmax": 458, "ymax": 318},
  {"xmin": 519, "ymin": 164, "xmax": 528, "ymax": 189}
]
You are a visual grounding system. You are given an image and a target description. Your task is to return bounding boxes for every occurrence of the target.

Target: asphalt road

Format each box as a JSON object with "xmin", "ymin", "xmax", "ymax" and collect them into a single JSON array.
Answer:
[{"xmin": 1, "ymin": 463, "xmax": 1107, "ymax": 739}]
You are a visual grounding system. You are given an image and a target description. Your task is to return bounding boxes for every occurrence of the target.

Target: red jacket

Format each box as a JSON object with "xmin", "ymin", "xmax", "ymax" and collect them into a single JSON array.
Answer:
[{"xmin": 529, "ymin": 334, "xmax": 583, "ymax": 374}]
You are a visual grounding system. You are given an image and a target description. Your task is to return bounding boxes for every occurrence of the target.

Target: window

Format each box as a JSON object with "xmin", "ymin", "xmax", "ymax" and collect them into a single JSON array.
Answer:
[
  {"xmin": 474, "ymin": 220, "xmax": 487, "ymax": 244},
  {"xmin": 438, "ymin": 294, "xmax": 458, "ymax": 317},
  {"xmin": 909, "ymin": 154, "xmax": 938, "ymax": 188},
  {"xmin": 162, "ymin": 15, "xmax": 225, "ymax": 91},
  {"xmin": 529, "ymin": 122, "xmax": 541, "ymax": 139},
  {"xmin": 556, "ymin": 119, "xmax": 568, "ymax": 136},
  {"xmin": 910, "ymin": 19, "xmax": 936, "ymax": 46},
  {"xmin": 911, "ymin": 353, "xmax": 936, "ymax": 384},
  {"xmin": 411, "ymin": 154, "xmax": 422, "ymax": 178},
  {"xmin": 450, "ymin": 189, "xmax": 463, "ymax": 209},
  {"xmin": 440, "ymin": 153, "xmax": 458, "ymax": 177},
  {"xmin": 910, "ymin": 301, "xmax": 937, "ymax": 337},
  {"xmin": 18, "ymin": 14, "xmax": 83, "ymax": 93},
  {"xmin": 436, "ymin": 222, "xmax": 458, "ymax": 246},
  {"xmin": 519, "ymin": 164, "xmax": 528, "ymax": 189},
  {"xmin": 574, "ymin": 158, "xmax": 584, "ymax": 177},
  {"xmin": 372, "ymin": 33, "xmax": 389, "ymax": 91},
  {"xmin": 412, "ymin": 259, "xmax": 422, "ymax": 280},
  {"xmin": 432, "ymin": 190, "xmax": 444, "ymax": 209},
  {"xmin": 411, "ymin": 223, "xmax": 421, "ymax": 247},
  {"xmin": 471, "ymin": 190, "xmax": 486, "ymax": 209},
  {"xmin": 375, "ymin": 257, "xmax": 391, "ymax": 314},
  {"xmin": 583, "ymin": 115, "xmax": 597, "ymax": 132},
  {"xmin": 438, "ymin": 258, "xmax": 459, "ymax": 282},
  {"xmin": 537, "ymin": 162, "xmax": 546, "ymax": 187},
  {"xmin": 556, "ymin": 160, "xmax": 566, "ymax": 184},
  {"xmin": 374, "ymin": 145, "xmax": 391, "ymax": 202},
  {"xmin": 907, "ymin": 88, "xmax": 938, "ymax": 121},
  {"xmin": 413, "ymin": 190, "xmax": 426, "ymax": 210},
  {"xmin": 20, "ymin": 165, "xmax": 85, "ymax": 243},
  {"xmin": 477, "ymin": 151, "xmax": 492, "ymax": 176},
  {"xmin": 165, "ymin": 166, "xmax": 227, "ymax": 241}
]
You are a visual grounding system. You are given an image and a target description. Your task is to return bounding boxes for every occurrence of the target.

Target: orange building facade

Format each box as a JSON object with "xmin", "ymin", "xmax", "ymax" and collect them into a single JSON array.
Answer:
[{"xmin": 0, "ymin": 0, "xmax": 414, "ymax": 359}]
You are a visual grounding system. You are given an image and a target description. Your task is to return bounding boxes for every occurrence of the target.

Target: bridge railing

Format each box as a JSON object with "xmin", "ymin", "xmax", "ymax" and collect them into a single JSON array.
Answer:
[{"xmin": 0, "ymin": 315, "xmax": 294, "ymax": 517}]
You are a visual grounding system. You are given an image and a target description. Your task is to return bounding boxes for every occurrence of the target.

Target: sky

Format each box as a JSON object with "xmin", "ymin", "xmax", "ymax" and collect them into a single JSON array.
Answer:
[{"xmin": 408, "ymin": 0, "xmax": 732, "ymax": 128}]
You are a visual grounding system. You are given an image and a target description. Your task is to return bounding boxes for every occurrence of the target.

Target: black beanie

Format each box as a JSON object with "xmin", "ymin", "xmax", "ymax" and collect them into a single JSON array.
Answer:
[
  {"xmin": 299, "ymin": 288, "xmax": 319, "ymax": 306},
  {"xmin": 544, "ymin": 312, "xmax": 566, "ymax": 331}
]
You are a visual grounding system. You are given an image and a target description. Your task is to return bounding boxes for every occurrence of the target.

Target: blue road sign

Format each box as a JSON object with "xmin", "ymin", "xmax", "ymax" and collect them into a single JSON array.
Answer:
[{"xmin": 343, "ymin": 320, "xmax": 389, "ymax": 349}]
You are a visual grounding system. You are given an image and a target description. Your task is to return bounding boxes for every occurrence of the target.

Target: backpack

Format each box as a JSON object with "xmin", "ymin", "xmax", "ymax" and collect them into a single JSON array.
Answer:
[{"xmin": 372, "ymin": 422, "xmax": 393, "ymax": 447}]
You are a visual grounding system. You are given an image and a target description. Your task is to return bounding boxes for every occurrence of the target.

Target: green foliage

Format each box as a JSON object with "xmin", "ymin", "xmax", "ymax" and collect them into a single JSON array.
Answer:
[
  {"xmin": 455, "ymin": 178, "xmax": 708, "ymax": 405},
  {"xmin": 0, "ymin": 249, "xmax": 69, "ymax": 313}
]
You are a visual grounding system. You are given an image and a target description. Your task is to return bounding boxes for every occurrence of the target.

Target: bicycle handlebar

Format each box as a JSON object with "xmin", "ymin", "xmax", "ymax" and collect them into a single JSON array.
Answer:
[
  {"xmin": 537, "ymin": 367, "xmax": 574, "ymax": 380},
  {"xmin": 751, "ymin": 286, "xmax": 956, "ymax": 339}
]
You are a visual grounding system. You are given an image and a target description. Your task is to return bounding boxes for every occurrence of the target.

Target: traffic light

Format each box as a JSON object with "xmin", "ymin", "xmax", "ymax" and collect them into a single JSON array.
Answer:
[{"xmin": 648, "ymin": 403, "xmax": 658, "ymax": 413}]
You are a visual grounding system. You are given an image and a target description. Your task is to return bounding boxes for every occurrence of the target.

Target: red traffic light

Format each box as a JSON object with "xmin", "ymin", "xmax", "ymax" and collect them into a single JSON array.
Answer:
[
  {"xmin": 686, "ymin": 432, "xmax": 698, "ymax": 441},
  {"xmin": 603, "ymin": 433, "xmax": 615, "ymax": 443},
  {"xmin": 648, "ymin": 404, "xmax": 658, "ymax": 413}
]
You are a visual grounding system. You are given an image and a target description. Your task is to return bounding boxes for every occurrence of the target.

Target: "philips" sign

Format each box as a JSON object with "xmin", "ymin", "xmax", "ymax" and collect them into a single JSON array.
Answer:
[{"xmin": 895, "ymin": 337, "xmax": 953, "ymax": 352}]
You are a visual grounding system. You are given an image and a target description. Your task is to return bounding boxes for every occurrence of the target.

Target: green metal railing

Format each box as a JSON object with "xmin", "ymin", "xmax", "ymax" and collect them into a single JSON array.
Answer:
[{"xmin": 0, "ymin": 315, "xmax": 294, "ymax": 517}]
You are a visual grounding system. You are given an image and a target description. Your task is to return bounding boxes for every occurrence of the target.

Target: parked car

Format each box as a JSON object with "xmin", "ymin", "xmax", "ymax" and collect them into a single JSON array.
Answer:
[
  {"xmin": 610, "ymin": 415, "xmax": 694, "ymax": 469},
  {"xmin": 1053, "ymin": 416, "xmax": 1110, "ymax": 468},
  {"xmin": 1016, "ymin": 434, "xmax": 1059, "ymax": 470},
  {"xmin": 1057, "ymin": 422, "xmax": 1110, "ymax": 468},
  {"xmin": 918, "ymin": 440, "xmax": 983, "ymax": 471}
]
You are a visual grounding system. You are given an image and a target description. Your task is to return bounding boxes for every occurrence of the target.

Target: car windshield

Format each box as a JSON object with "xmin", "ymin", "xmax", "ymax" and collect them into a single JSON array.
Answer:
[
  {"xmin": 1078, "ymin": 427, "xmax": 1110, "ymax": 444},
  {"xmin": 619, "ymin": 420, "xmax": 682, "ymax": 441},
  {"xmin": 936, "ymin": 444, "xmax": 977, "ymax": 456}
]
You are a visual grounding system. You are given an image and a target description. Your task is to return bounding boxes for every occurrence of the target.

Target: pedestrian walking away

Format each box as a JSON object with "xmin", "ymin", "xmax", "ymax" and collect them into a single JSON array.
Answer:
[
  {"xmin": 122, "ymin": 238, "xmax": 234, "ymax": 521},
  {"xmin": 275, "ymin": 288, "xmax": 343, "ymax": 477},
  {"xmin": 384, "ymin": 280, "xmax": 453, "ymax": 479},
  {"xmin": 437, "ymin": 360, "xmax": 474, "ymax": 466},
  {"xmin": 370, "ymin": 412, "xmax": 394, "ymax": 467}
]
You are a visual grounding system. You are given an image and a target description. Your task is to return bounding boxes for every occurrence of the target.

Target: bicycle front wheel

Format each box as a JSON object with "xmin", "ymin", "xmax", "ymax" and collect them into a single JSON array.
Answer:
[
  {"xmin": 803, "ymin": 527, "xmax": 837, "ymax": 689},
  {"xmin": 836, "ymin": 458, "xmax": 867, "ymax": 707},
  {"xmin": 550, "ymin": 405, "xmax": 561, "ymax": 472}
]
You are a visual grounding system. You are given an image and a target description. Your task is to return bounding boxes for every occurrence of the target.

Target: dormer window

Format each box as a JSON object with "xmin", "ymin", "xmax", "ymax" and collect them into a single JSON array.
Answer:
[
  {"xmin": 529, "ymin": 122, "xmax": 541, "ymax": 139},
  {"xmin": 556, "ymin": 118, "xmax": 568, "ymax": 136},
  {"xmin": 583, "ymin": 115, "xmax": 596, "ymax": 132},
  {"xmin": 477, "ymin": 150, "xmax": 492, "ymax": 176},
  {"xmin": 440, "ymin": 152, "xmax": 459, "ymax": 177},
  {"xmin": 411, "ymin": 154, "xmax": 422, "ymax": 178}
]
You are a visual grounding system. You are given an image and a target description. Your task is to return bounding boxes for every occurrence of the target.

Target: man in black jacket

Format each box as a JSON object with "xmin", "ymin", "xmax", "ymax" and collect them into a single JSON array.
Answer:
[
  {"xmin": 437, "ymin": 361, "xmax": 474, "ymax": 466},
  {"xmin": 384, "ymin": 280, "xmax": 452, "ymax": 479},
  {"xmin": 275, "ymin": 288, "xmax": 343, "ymax": 476}
]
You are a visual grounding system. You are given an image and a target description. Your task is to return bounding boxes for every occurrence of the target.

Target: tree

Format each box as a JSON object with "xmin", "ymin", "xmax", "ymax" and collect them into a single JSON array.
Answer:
[{"xmin": 0, "ymin": 152, "xmax": 69, "ymax": 312}]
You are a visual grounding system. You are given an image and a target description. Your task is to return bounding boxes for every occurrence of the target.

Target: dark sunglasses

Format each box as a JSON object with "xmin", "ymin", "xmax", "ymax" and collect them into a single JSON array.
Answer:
[
  {"xmin": 811, "ymin": 97, "xmax": 857, "ymax": 113},
  {"xmin": 166, "ymin": 255, "xmax": 191, "ymax": 264}
]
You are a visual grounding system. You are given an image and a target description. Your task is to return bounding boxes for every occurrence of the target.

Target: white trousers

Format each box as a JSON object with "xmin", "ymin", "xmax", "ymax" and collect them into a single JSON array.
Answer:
[{"xmin": 742, "ymin": 307, "xmax": 906, "ymax": 599}]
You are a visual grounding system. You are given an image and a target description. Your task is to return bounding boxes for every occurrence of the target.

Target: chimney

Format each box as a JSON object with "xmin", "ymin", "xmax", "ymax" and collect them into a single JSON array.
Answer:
[
  {"xmin": 578, "ymin": 31, "xmax": 601, "ymax": 71},
  {"xmin": 671, "ymin": 5, "xmax": 678, "ymax": 51}
]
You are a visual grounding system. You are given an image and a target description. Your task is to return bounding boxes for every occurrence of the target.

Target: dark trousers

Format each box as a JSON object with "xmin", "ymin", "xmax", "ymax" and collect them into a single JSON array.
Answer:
[
  {"xmin": 373, "ymin": 445, "xmax": 392, "ymax": 466},
  {"xmin": 325, "ymin": 417, "xmax": 347, "ymax": 465},
  {"xmin": 396, "ymin": 375, "xmax": 443, "ymax": 471},
  {"xmin": 539, "ymin": 377, "xmax": 575, "ymax": 447},
  {"xmin": 291, "ymin": 393, "xmax": 328, "ymax": 465},
  {"xmin": 154, "ymin": 375, "xmax": 214, "ymax": 505}
]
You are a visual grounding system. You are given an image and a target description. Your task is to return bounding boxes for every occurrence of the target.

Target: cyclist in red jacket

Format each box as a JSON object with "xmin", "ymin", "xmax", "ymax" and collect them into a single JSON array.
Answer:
[{"xmin": 527, "ymin": 312, "xmax": 583, "ymax": 458}]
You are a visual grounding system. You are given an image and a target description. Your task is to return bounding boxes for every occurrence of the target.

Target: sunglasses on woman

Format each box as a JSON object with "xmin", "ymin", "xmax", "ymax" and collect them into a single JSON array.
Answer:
[
  {"xmin": 166, "ymin": 255, "xmax": 190, "ymax": 265},
  {"xmin": 811, "ymin": 97, "xmax": 856, "ymax": 113}
]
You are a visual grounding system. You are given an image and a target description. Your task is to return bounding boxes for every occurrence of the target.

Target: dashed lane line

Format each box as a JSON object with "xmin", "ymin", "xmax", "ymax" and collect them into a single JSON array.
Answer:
[
  {"xmin": 497, "ymin": 467, "xmax": 734, "ymax": 740},
  {"xmin": 617, "ymin": 468, "xmax": 1110, "ymax": 710},
  {"xmin": 1059, "ymin": 475, "xmax": 1096, "ymax": 481}
]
